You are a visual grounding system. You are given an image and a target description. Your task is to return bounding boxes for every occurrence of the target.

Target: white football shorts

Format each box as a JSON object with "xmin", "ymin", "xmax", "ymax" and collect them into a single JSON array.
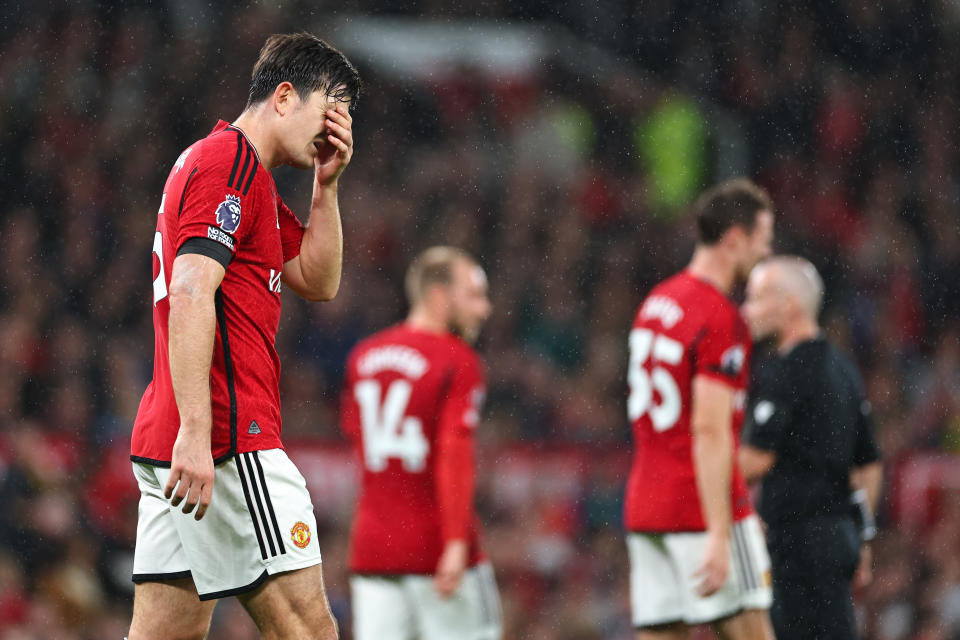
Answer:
[
  {"xmin": 132, "ymin": 448, "xmax": 322, "ymax": 600},
  {"xmin": 627, "ymin": 514, "xmax": 772, "ymax": 628},
  {"xmin": 351, "ymin": 562, "xmax": 502, "ymax": 640}
]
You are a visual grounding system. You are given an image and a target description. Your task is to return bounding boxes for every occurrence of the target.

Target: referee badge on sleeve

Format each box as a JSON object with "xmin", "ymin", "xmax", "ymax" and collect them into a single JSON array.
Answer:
[
  {"xmin": 720, "ymin": 344, "xmax": 746, "ymax": 377},
  {"xmin": 754, "ymin": 400, "xmax": 776, "ymax": 425}
]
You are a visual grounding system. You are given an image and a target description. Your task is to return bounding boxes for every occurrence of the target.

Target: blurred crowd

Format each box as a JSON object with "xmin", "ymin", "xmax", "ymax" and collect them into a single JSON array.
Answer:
[{"xmin": 1, "ymin": 1, "xmax": 959, "ymax": 638}]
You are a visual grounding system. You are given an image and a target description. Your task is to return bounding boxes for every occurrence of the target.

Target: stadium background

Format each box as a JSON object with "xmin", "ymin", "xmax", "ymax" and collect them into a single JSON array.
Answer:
[{"xmin": 1, "ymin": 1, "xmax": 958, "ymax": 638}]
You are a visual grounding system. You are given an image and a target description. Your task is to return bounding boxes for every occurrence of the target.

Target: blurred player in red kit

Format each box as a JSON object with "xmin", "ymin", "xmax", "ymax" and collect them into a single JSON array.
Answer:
[
  {"xmin": 341, "ymin": 246, "xmax": 502, "ymax": 640},
  {"xmin": 128, "ymin": 33, "xmax": 359, "ymax": 640},
  {"xmin": 625, "ymin": 179, "xmax": 776, "ymax": 640}
]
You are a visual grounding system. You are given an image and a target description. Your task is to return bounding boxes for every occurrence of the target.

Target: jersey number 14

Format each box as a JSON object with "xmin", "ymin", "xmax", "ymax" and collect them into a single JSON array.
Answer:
[
  {"xmin": 628, "ymin": 328, "xmax": 683, "ymax": 432},
  {"xmin": 354, "ymin": 379, "xmax": 429, "ymax": 473}
]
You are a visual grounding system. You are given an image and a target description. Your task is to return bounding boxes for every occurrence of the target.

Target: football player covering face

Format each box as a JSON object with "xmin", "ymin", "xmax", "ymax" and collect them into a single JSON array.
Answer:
[{"xmin": 271, "ymin": 82, "xmax": 353, "ymax": 175}]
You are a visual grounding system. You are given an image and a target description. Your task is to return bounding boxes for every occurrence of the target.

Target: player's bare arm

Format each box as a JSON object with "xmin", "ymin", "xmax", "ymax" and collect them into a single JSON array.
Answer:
[
  {"xmin": 739, "ymin": 445, "xmax": 775, "ymax": 483},
  {"xmin": 690, "ymin": 375, "xmax": 734, "ymax": 597},
  {"xmin": 165, "ymin": 253, "xmax": 225, "ymax": 521},
  {"xmin": 282, "ymin": 104, "xmax": 352, "ymax": 301},
  {"xmin": 851, "ymin": 460, "xmax": 883, "ymax": 512}
]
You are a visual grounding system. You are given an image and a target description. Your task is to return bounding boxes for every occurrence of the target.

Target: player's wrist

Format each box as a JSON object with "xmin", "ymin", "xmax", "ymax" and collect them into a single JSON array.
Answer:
[
  {"xmin": 442, "ymin": 538, "xmax": 468, "ymax": 551},
  {"xmin": 177, "ymin": 418, "xmax": 212, "ymax": 437},
  {"xmin": 706, "ymin": 526, "xmax": 731, "ymax": 541}
]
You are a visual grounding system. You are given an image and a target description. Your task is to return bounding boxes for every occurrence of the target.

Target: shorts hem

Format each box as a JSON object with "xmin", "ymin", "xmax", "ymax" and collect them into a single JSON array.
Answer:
[
  {"xmin": 198, "ymin": 570, "xmax": 269, "ymax": 601},
  {"xmin": 131, "ymin": 455, "xmax": 172, "ymax": 468},
  {"xmin": 685, "ymin": 605, "xmax": 743, "ymax": 626},
  {"xmin": 634, "ymin": 617, "xmax": 683, "ymax": 630},
  {"xmin": 132, "ymin": 570, "xmax": 193, "ymax": 583},
  {"xmin": 266, "ymin": 555, "xmax": 323, "ymax": 578},
  {"xmin": 195, "ymin": 555, "xmax": 322, "ymax": 601}
]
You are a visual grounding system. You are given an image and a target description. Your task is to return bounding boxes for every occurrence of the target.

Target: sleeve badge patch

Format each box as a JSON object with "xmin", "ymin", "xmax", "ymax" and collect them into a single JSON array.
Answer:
[
  {"xmin": 720, "ymin": 344, "xmax": 746, "ymax": 377},
  {"xmin": 216, "ymin": 194, "xmax": 242, "ymax": 233}
]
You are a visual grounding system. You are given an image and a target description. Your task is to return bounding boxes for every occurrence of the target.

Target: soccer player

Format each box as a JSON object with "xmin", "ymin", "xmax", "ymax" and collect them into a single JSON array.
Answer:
[
  {"xmin": 739, "ymin": 256, "xmax": 882, "ymax": 640},
  {"xmin": 340, "ymin": 246, "xmax": 502, "ymax": 640},
  {"xmin": 128, "ymin": 34, "xmax": 360, "ymax": 640},
  {"xmin": 624, "ymin": 179, "xmax": 776, "ymax": 639}
]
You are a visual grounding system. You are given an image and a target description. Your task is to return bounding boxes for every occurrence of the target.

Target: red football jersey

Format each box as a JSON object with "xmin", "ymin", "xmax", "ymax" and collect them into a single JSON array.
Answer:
[
  {"xmin": 341, "ymin": 324, "xmax": 486, "ymax": 575},
  {"xmin": 624, "ymin": 271, "xmax": 754, "ymax": 532},
  {"xmin": 131, "ymin": 121, "xmax": 305, "ymax": 465}
]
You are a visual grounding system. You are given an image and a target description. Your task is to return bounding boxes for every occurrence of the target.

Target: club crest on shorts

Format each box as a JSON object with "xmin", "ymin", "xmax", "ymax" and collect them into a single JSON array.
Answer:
[
  {"xmin": 290, "ymin": 521, "xmax": 311, "ymax": 549},
  {"xmin": 216, "ymin": 194, "xmax": 242, "ymax": 233}
]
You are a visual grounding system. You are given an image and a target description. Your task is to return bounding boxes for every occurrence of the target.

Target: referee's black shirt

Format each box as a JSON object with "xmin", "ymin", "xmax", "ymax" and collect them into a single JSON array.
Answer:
[{"xmin": 743, "ymin": 337, "xmax": 880, "ymax": 527}]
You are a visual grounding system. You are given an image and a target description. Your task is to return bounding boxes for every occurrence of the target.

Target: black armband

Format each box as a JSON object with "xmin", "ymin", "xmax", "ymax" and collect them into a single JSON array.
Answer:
[
  {"xmin": 178, "ymin": 235, "xmax": 234, "ymax": 269},
  {"xmin": 850, "ymin": 489, "xmax": 877, "ymax": 542}
]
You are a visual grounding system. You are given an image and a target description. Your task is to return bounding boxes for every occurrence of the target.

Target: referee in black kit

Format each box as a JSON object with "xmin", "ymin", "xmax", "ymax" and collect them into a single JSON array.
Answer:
[{"xmin": 738, "ymin": 256, "xmax": 882, "ymax": 640}]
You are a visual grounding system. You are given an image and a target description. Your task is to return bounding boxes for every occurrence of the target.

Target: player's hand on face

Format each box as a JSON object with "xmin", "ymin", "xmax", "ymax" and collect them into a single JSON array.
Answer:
[
  {"xmin": 693, "ymin": 531, "xmax": 730, "ymax": 597},
  {"xmin": 315, "ymin": 104, "xmax": 353, "ymax": 186},
  {"xmin": 434, "ymin": 539, "xmax": 468, "ymax": 598},
  {"xmin": 164, "ymin": 428, "xmax": 215, "ymax": 521}
]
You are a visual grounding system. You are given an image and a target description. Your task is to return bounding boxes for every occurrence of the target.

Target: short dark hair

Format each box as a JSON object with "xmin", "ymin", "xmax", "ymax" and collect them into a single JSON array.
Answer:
[
  {"xmin": 247, "ymin": 33, "xmax": 361, "ymax": 108},
  {"xmin": 405, "ymin": 246, "xmax": 474, "ymax": 306},
  {"xmin": 693, "ymin": 178, "xmax": 773, "ymax": 245}
]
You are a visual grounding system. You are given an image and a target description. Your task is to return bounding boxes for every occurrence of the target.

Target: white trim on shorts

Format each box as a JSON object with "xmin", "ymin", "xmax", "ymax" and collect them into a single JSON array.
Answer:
[
  {"xmin": 351, "ymin": 562, "xmax": 502, "ymax": 640},
  {"xmin": 627, "ymin": 514, "xmax": 772, "ymax": 628},
  {"xmin": 132, "ymin": 448, "xmax": 322, "ymax": 600}
]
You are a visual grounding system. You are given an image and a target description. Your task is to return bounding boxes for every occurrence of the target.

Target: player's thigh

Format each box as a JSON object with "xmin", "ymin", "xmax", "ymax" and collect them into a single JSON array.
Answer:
[
  {"xmin": 237, "ymin": 563, "xmax": 337, "ymax": 640},
  {"xmin": 129, "ymin": 578, "xmax": 216, "ymax": 640},
  {"xmin": 407, "ymin": 564, "xmax": 502, "ymax": 640},
  {"xmin": 350, "ymin": 575, "xmax": 416, "ymax": 640},
  {"xmin": 713, "ymin": 609, "xmax": 775, "ymax": 640},
  {"xmin": 626, "ymin": 533, "xmax": 686, "ymax": 629}
]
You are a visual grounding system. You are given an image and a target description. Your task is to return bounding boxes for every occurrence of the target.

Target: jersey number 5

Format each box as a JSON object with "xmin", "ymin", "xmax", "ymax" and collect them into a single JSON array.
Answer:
[
  {"xmin": 628, "ymin": 328, "xmax": 683, "ymax": 431},
  {"xmin": 354, "ymin": 379, "xmax": 429, "ymax": 473},
  {"xmin": 152, "ymin": 195, "xmax": 168, "ymax": 306}
]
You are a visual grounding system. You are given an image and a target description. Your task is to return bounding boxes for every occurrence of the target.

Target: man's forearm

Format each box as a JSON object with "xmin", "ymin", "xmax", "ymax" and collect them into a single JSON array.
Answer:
[
  {"xmin": 693, "ymin": 425, "xmax": 733, "ymax": 536},
  {"xmin": 852, "ymin": 461, "xmax": 883, "ymax": 513},
  {"xmin": 168, "ymin": 290, "xmax": 216, "ymax": 434},
  {"xmin": 298, "ymin": 182, "xmax": 343, "ymax": 299}
]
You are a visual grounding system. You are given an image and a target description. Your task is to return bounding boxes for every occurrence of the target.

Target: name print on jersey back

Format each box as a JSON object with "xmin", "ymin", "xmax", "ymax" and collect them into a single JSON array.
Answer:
[{"xmin": 342, "ymin": 324, "xmax": 486, "ymax": 575}]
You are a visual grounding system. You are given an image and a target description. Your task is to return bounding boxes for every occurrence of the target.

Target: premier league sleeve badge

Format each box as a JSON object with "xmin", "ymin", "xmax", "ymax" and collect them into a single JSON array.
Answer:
[{"xmin": 216, "ymin": 194, "xmax": 242, "ymax": 234}]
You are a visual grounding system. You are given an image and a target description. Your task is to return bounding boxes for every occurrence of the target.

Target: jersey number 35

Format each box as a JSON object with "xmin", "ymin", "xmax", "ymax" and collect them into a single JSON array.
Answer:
[{"xmin": 628, "ymin": 329, "xmax": 683, "ymax": 432}]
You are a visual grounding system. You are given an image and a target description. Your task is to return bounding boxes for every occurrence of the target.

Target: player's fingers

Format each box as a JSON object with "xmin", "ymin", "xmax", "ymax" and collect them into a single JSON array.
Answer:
[
  {"xmin": 325, "ymin": 118, "xmax": 347, "ymax": 135},
  {"xmin": 327, "ymin": 134, "xmax": 349, "ymax": 153},
  {"xmin": 170, "ymin": 473, "xmax": 192, "ymax": 507},
  {"xmin": 181, "ymin": 478, "xmax": 201, "ymax": 513},
  {"xmin": 163, "ymin": 470, "xmax": 181, "ymax": 500},
  {"xmin": 326, "ymin": 109, "xmax": 352, "ymax": 129},
  {"xmin": 325, "ymin": 120, "xmax": 352, "ymax": 146},
  {"xmin": 325, "ymin": 118, "xmax": 352, "ymax": 146},
  {"xmin": 434, "ymin": 573, "xmax": 454, "ymax": 598},
  {"xmin": 330, "ymin": 106, "xmax": 352, "ymax": 125},
  {"xmin": 194, "ymin": 482, "xmax": 213, "ymax": 521}
]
